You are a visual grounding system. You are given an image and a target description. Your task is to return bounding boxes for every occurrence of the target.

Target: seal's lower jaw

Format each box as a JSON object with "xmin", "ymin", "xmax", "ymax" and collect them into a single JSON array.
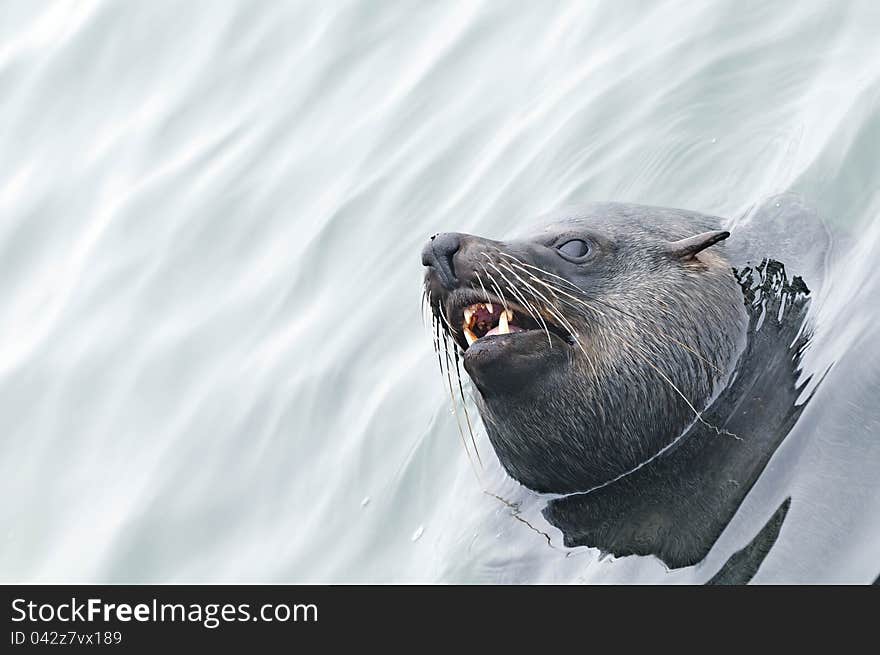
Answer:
[
  {"xmin": 463, "ymin": 331, "xmax": 570, "ymax": 396},
  {"xmin": 428, "ymin": 292, "xmax": 575, "ymax": 394}
]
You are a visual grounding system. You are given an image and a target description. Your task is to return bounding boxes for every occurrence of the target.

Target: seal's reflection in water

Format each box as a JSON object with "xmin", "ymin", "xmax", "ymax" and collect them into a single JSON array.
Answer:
[{"xmin": 422, "ymin": 201, "xmax": 826, "ymax": 582}]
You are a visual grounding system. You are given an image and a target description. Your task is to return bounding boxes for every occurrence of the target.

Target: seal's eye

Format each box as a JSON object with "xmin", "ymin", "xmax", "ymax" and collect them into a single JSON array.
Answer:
[{"xmin": 557, "ymin": 239, "xmax": 590, "ymax": 259}]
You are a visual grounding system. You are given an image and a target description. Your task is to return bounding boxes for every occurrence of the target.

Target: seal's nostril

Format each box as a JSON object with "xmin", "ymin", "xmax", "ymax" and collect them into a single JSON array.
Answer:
[
  {"xmin": 421, "ymin": 232, "xmax": 461, "ymax": 289},
  {"xmin": 431, "ymin": 233, "xmax": 460, "ymax": 261}
]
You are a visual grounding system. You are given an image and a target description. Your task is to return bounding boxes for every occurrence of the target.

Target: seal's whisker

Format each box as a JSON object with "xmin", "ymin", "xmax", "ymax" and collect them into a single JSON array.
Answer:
[
  {"xmin": 435, "ymin": 296, "xmax": 459, "ymax": 338},
  {"xmin": 438, "ymin": 301, "xmax": 484, "ymax": 471},
  {"xmin": 442, "ymin": 290, "xmax": 483, "ymax": 465},
  {"xmin": 433, "ymin": 304, "xmax": 473, "ymax": 469},
  {"xmin": 420, "ymin": 287, "xmax": 434, "ymax": 332},
  {"xmin": 506, "ymin": 284, "xmax": 553, "ymax": 347},
  {"xmin": 452, "ymin": 345, "xmax": 482, "ymax": 468},
  {"xmin": 474, "ymin": 271, "xmax": 492, "ymax": 306},
  {"xmin": 431, "ymin": 314, "xmax": 443, "ymax": 369},
  {"xmin": 423, "ymin": 296, "xmax": 438, "ymax": 334},
  {"xmin": 478, "ymin": 264, "xmax": 509, "ymax": 313}
]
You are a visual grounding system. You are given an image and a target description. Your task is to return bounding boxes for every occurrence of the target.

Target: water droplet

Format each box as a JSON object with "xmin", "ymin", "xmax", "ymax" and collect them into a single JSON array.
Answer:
[
  {"xmin": 411, "ymin": 525, "xmax": 424, "ymax": 542},
  {"xmin": 360, "ymin": 496, "xmax": 371, "ymax": 508},
  {"xmin": 775, "ymin": 201, "xmax": 781, "ymax": 208},
  {"xmin": 710, "ymin": 137, "xmax": 717, "ymax": 144}
]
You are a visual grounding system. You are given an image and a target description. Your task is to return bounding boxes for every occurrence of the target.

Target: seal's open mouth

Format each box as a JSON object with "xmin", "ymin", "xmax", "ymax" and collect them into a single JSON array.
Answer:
[
  {"xmin": 446, "ymin": 295, "xmax": 573, "ymax": 352},
  {"xmin": 461, "ymin": 302, "xmax": 524, "ymax": 345}
]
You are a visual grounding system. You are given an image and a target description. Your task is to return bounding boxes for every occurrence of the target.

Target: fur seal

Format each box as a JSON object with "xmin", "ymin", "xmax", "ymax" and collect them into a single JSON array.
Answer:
[{"xmin": 421, "ymin": 200, "xmax": 822, "ymax": 572}]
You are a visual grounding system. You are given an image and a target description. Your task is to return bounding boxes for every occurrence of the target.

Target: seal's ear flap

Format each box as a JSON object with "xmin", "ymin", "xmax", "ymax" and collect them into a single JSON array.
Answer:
[{"xmin": 665, "ymin": 230, "xmax": 730, "ymax": 260}]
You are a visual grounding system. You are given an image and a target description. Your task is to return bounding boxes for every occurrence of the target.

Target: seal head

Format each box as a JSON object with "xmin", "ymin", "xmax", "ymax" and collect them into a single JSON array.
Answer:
[{"xmin": 422, "ymin": 203, "xmax": 748, "ymax": 494}]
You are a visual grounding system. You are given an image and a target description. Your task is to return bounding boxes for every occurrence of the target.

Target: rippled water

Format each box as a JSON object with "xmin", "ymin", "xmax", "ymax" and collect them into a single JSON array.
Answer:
[{"xmin": 2, "ymin": 1, "xmax": 878, "ymax": 583}]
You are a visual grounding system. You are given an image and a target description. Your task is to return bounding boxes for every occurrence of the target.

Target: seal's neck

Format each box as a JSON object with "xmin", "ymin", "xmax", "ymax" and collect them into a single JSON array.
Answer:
[{"xmin": 542, "ymin": 260, "xmax": 816, "ymax": 569}]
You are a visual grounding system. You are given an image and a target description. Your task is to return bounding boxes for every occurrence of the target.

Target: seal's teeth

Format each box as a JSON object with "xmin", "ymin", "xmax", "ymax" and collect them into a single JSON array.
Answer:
[
  {"xmin": 498, "ymin": 310, "xmax": 510, "ymax": 334},
  {"xmin": 464, "ymin": 327, "xmax": 478, "ymax": 345},
  {"xmin": 463, "ymin": 307, "xmax": 474, "ymax": 326},
  {"xmin": 486, "ymin": 302, "xmax": 493, "ymax": 313}
]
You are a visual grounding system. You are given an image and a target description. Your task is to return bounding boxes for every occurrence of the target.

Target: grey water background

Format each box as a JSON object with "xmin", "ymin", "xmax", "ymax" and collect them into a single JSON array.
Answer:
[{"xmin": 1, "ymin": 1, "xmax": 878, "ymax": 583}]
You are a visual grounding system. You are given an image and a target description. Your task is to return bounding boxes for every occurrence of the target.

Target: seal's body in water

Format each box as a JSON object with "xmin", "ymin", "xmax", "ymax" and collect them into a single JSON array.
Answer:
[{"xmin": 422, "ymin": 200, "xmax": 822, "ymax": 574}]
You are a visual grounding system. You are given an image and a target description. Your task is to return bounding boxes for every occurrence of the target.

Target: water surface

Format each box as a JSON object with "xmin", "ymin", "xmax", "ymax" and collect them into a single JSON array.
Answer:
[{"xmin": 1, "ymin": 1, "xmax": 878, "ymax": 583}]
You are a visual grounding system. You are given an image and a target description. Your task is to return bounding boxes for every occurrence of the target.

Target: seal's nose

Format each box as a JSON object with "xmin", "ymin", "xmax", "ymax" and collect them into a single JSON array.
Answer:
[{"xmin": 421, "ymin": 232, "xmax": 461, "ymax": 290}]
